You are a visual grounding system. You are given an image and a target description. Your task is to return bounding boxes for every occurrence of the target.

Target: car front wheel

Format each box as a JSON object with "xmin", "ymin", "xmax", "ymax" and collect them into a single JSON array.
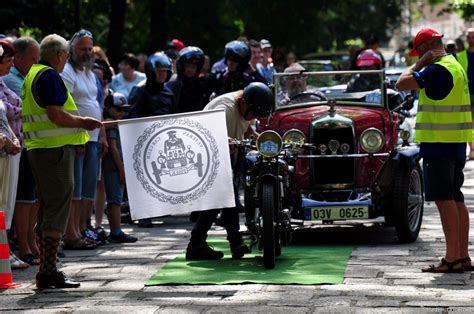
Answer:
[{"xmin": 393, "ymin": 163, "xmax": 424, "ymax": 243}]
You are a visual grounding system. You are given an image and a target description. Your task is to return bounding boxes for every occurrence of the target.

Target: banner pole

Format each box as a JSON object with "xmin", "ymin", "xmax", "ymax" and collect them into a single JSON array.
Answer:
[{"xmin": 102, "ymin": 109, "xmax": 225, "ymax": 126}]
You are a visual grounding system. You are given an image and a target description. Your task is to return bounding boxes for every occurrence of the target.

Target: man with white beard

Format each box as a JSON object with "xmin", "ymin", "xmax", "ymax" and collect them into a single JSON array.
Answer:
[{"xmin": 60, "ymin": 30, "xmax": 108, "ymax": 250}]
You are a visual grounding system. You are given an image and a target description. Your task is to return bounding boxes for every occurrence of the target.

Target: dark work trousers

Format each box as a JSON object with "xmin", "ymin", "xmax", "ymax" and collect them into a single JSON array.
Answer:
[{"xmin": 190, "ymin": 150, "xmax": 243, "ymax": 244}]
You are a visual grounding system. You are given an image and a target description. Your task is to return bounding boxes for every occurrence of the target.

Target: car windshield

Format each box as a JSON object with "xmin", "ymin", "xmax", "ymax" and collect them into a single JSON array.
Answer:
[{"xmin": 274, "ymin": 70, "xmax": 386, "ymax": 110}]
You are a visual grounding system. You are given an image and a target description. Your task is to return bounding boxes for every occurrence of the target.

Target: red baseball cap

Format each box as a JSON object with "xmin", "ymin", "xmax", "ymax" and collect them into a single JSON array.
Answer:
[
  {"xmin": 170, "ymin": 39, "xmax": 185, "ymax": 51},
  {"xmin": 409, "ymin": 28, "xmax": 443, "ymax": 57}
]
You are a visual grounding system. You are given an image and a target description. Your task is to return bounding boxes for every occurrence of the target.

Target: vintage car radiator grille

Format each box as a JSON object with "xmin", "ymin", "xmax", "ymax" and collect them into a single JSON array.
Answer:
[{"xmin": 310, "ymin": 126, "xmax": 355, "ymax": 186}]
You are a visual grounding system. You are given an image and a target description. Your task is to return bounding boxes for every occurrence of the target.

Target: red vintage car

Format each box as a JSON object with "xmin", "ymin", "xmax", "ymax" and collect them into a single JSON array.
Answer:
[{"xmin": 252, "ymin": 69, "xmax": 423, "ymax": 243}]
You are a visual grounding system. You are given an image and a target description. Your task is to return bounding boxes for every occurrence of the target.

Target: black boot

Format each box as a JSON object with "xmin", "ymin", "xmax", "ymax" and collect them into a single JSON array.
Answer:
[
  {"xmin": 36, "ymin": 271, "xmax": 80, "ymax": 289},
  {"xmin": 185, "ymin": 241, "xmax": 224, "ymax": 260},
  {"xmin": 230, "ymin": 241, "xmax": 251, "ymax": 259},
  {"xmin": 36, "ymin": 236, "xmax": 80, "ymax": 289}
]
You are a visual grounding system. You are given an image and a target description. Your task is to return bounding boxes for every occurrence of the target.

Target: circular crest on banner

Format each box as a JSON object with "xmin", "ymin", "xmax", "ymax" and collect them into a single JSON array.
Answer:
[{"xmin": 133, "ymin": 118, "xmax": 220, "ymax": 204}]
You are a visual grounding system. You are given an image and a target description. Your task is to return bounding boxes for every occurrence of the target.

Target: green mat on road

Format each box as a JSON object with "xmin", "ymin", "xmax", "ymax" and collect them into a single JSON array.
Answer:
[{"xmin": 146, "ymin": 238, "xmax": 352, "ymax": 285}]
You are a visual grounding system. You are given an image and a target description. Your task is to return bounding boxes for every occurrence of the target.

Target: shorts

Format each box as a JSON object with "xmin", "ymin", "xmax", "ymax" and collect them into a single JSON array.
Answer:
[
  {"xmin": 16, "ymin": 149, "xmax": 37, "ymax": 203},
  {"xmin": 423, "ymin": 157, "xmax": 465, "ymax": 202},
  {"xmin": 73, "ymin": 141, "xmax": 100, "ymax": 201},
  {"xmin": 103, "ymin": 171, "xmax": 124, "ymax": 205}
]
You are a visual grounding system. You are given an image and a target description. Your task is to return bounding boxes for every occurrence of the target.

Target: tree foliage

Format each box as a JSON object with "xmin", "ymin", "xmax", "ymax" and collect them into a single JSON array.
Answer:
[{"xmin": 0, "ymin": 0, "xmax": 402, "ymax": 66}]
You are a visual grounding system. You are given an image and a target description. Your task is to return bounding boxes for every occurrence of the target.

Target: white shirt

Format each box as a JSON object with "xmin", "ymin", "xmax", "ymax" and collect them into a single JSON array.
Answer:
[
  {"xmin": 204, "ymin": 91, "xmax": 249, "ymax": 140},
  {"xmin": 61, "ymin": 63, "xmax": 102, "ymax": 141}
]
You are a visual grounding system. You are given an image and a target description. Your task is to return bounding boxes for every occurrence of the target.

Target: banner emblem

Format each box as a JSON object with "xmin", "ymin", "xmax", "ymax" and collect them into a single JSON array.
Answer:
[{"xmin": 133, "ymin": 118, "xmax": 219, "ymax": 204}]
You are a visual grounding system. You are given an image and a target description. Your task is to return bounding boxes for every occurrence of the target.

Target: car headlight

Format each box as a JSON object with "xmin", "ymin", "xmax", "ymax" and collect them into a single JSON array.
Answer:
[
  {"xmin": 360, "ymin": 128, "xmax": 384, "ymax": 153},
  {"xmin": 256, "ymin": 130, "xmax": 283, "ymax": 157},
  {"xmin": 282, "ymin": 129, "xmax": 305, "ymax": 153}
]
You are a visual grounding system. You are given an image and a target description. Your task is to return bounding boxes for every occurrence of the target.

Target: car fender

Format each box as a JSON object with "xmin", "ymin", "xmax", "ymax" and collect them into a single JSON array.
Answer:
[
  {"xmin": 375, "ymin": 145, "xmax": 420, "ymax": 198},
  {"xmin": 390, "ymin": 145, "xmax": 420, "ymax": 169}
]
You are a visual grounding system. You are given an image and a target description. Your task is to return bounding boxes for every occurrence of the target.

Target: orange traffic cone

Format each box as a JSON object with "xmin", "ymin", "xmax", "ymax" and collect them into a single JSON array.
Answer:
[{"xmin": 0, "ymin": 211, "xmax": 20, "ymax": 289}]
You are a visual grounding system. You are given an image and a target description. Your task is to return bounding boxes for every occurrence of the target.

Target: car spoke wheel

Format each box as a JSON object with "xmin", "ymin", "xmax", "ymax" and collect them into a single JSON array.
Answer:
[
  {"xmin": 393, "ymin": 163, "xmax": 424, "ymax": 243},
  {"xmin": 261, "ymin": 182, "xmax": 276, "ymax": 269}
]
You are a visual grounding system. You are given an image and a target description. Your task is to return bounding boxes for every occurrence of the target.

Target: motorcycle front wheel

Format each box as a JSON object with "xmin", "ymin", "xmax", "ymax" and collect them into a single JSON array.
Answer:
[{"xmin": 261, "ymin": 181, "xmax": 276, "ymax": 269}]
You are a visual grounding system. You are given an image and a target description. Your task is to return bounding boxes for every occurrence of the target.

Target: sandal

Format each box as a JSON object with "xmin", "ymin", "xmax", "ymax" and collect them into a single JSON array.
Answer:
[
  {"xmin": 460, "ymin": 256, "xmax": 474, "ymax": 271},
  {"xmin": 62, "ymin": 237, "xmax": 97, "ymax": 250},
  {"xmin": 20, "ymin": 253, "xmax": 40, "ymax": 266},
  {"xmin": 422, "ymin": 258, "xmax": 464, "ymax": 273},
  {"xmin": 10, "ymin": 253, "xmax": 29, "ymax": 270}
]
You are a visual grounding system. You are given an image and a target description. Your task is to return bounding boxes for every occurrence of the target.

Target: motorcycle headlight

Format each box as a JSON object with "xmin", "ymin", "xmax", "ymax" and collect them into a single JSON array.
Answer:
[
  {"xmin": 282, "ymin": 129, "xmax": 305, "ymax": 153},
  {"xmin": 256, "ymin": 130, "xmax": 283, "ymax": 157},
  {"xmin": 399, "ymin": 130, "xmax": 411, "ymax": 141},
  {"xmin": 360, "ymin": 128, "xmax": 384, "ymax": 153}
]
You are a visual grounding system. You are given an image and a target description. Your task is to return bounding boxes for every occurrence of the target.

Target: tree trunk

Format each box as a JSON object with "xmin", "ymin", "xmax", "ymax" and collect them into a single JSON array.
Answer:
[
  {"xmin": 74, "ymin": 0, "xmax": 81, "ymax": 30},
  {"xmin": 107, "ymin": 0, "xmax": 127, "ymax": 70},
  {"xmin": 149, "ymin": 0, "xmax": 168, "ymax": 54}
]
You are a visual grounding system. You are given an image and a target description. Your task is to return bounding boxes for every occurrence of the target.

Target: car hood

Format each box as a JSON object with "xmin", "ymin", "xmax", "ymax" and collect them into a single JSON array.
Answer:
[{"xmin": 269, "ymin": 105, "xmax": 387, "ymax": 134}]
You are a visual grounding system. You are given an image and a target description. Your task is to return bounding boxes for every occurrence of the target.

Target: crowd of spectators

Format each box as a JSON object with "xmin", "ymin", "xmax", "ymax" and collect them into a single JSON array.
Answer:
[{"xmin": 0, "ymin": 29, "xmax": 288, "ymax": 285}]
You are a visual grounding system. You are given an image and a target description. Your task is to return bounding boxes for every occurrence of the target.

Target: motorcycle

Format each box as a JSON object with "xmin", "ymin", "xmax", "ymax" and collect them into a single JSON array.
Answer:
[{"xmin": 235, "ymin": 129, "xmax": 309, "ymax": 269}]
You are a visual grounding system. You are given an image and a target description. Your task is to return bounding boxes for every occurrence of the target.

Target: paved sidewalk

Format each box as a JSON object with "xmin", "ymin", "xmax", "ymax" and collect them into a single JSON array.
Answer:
[{"xmin": 2, "ymin": 162, "xmax": 474, "ymax": 312}]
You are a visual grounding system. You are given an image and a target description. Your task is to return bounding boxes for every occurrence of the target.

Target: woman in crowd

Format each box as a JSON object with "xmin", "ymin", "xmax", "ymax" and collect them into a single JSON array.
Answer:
[{"xmin": 0, "ymin": 40, "xmax": 24, "ymax": 268}]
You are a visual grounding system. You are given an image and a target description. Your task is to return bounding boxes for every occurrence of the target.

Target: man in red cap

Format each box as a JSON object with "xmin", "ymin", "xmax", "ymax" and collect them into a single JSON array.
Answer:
[
  {"xmin": 170, "ymin": 38, "xmax": 185, "ymax": 52},
  {"xmin": 397, "ymin": 28, "xmax": 473, "ymax": 273}
]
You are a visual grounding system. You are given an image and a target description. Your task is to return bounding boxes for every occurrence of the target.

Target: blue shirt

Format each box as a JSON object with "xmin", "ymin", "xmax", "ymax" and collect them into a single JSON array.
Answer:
[
  {"xmin": 1, "ymin": 67, "xmax": 24, "ymax": 97},
  {"xmin": 35, "ymin": 60, "xmax": 68, "ymax": 108},
  {"xmin": 413, "ymin": 61, "xmax": 466, "ymax": 159},
  {"xmin": 109, "ymin": 72, "xmax": 145, "ymax": 98},
  {"xmin": 256, "ymin": 63, "xmax": 276, "ymax": 85},
  {"xmin": 413, "ymin": 63, "xmax": 453, "ymax": 100}
]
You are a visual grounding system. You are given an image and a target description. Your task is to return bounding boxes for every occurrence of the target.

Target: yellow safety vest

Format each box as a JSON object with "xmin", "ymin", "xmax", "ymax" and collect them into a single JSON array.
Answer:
[
  {"xmin": 415, "ymin": 55, "xmax": 472, "ymax": 143},
  {"xmin": 457, "ymin": 50, "xmax": 468, "ymax": 73},
  {"xmin": 21, "ymin": 64, "xmax": 89, "ymax": 150}
]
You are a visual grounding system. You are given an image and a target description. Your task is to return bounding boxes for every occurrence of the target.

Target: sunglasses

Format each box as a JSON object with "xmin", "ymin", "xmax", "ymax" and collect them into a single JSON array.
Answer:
[{"xmin": 71, "ymin": 29, "xmax": 93, "ymax": 42}]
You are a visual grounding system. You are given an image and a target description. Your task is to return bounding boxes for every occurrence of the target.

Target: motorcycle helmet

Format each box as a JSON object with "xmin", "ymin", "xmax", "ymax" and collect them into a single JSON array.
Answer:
[
  {"xmin": 243, "ymin": 82, "xmax": 274, "ymax": 117},
  {"xmin": 145, "ymin": 52, "xmax": 173, "ymax": 82},
  {"xmin": 356, "ymin": 49, "xmax": 382, "ymax": 68},
  {"xmin": 176, "ymin": 46, "xmax": 205, "ymax": 77},
  {"xmin": 224, "ymin": 40, "xmax": 250, "ymax": 71}
]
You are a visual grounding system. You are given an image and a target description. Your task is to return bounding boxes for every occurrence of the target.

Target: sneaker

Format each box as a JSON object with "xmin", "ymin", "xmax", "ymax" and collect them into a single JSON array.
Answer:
[
  {"xmin": 9, "ymin": 253, "xmax": 29, "ymax": 270},
  {"xmin": 108, "ymin": 232, "xmax": 138, "ymax": 244},
  {"xmin": 185, "ymin": 242, "xmax": 224, "ymax": 260},
  {"xmin": 230, "ymin": 242, "xmax": 251, "ymax": 259},
  {"xmin": 81, "ymin": 228, "xmax": 102, "ymax": 245},
  {"xmin": 94, "ymin": 226, "xmax": 108, "ymax": 244}
]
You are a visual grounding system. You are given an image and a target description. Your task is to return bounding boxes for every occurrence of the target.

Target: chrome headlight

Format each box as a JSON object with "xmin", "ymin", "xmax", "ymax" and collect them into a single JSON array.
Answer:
[
  {"xmin": 256, "ymin": 130, "xmax": 283, "ymax": 157},
  {"xmin": 399, "ymin": 130, "xmax": 411, "ymax": 141},
  {"xmin": 282, "ymin": 129, "xmax": 305, "ymax": 153},
  {"xmin": 360, "ymin": 128, "xmax": 384, "ymax": 153}
]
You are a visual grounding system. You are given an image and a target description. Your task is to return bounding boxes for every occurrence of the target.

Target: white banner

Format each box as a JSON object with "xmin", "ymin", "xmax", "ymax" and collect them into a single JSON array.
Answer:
[{"xmin": 119, "ymin": 109, "xmax": 235, "ymax": 220}]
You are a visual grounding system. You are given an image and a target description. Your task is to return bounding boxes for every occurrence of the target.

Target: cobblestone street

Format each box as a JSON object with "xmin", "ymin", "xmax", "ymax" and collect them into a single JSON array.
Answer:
[{"xmin": 2, "ymin": 162, "xmax": 474, "ymax": 312}]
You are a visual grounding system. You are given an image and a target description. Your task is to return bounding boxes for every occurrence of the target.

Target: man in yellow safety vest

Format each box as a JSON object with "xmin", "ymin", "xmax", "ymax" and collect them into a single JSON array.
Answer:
[
  {"xmin": 22, "ymin": 34, "xmax": 102, "ymax": 289},
  {"xmin": 397, "ymin": 28, "xmax": 473, "ymax": 274}
]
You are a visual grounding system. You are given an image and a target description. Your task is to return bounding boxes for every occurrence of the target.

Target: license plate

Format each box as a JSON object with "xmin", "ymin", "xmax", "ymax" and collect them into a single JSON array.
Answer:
[{"xmin": 304, "ymin": 206, "xmax": 369, "ymax": 220}]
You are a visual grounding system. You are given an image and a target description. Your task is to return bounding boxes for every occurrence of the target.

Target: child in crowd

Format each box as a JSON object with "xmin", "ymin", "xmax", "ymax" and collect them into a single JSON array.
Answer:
[{"xmin": 102, "ymin": 93, "xmax": 137, "ymax": 243}]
